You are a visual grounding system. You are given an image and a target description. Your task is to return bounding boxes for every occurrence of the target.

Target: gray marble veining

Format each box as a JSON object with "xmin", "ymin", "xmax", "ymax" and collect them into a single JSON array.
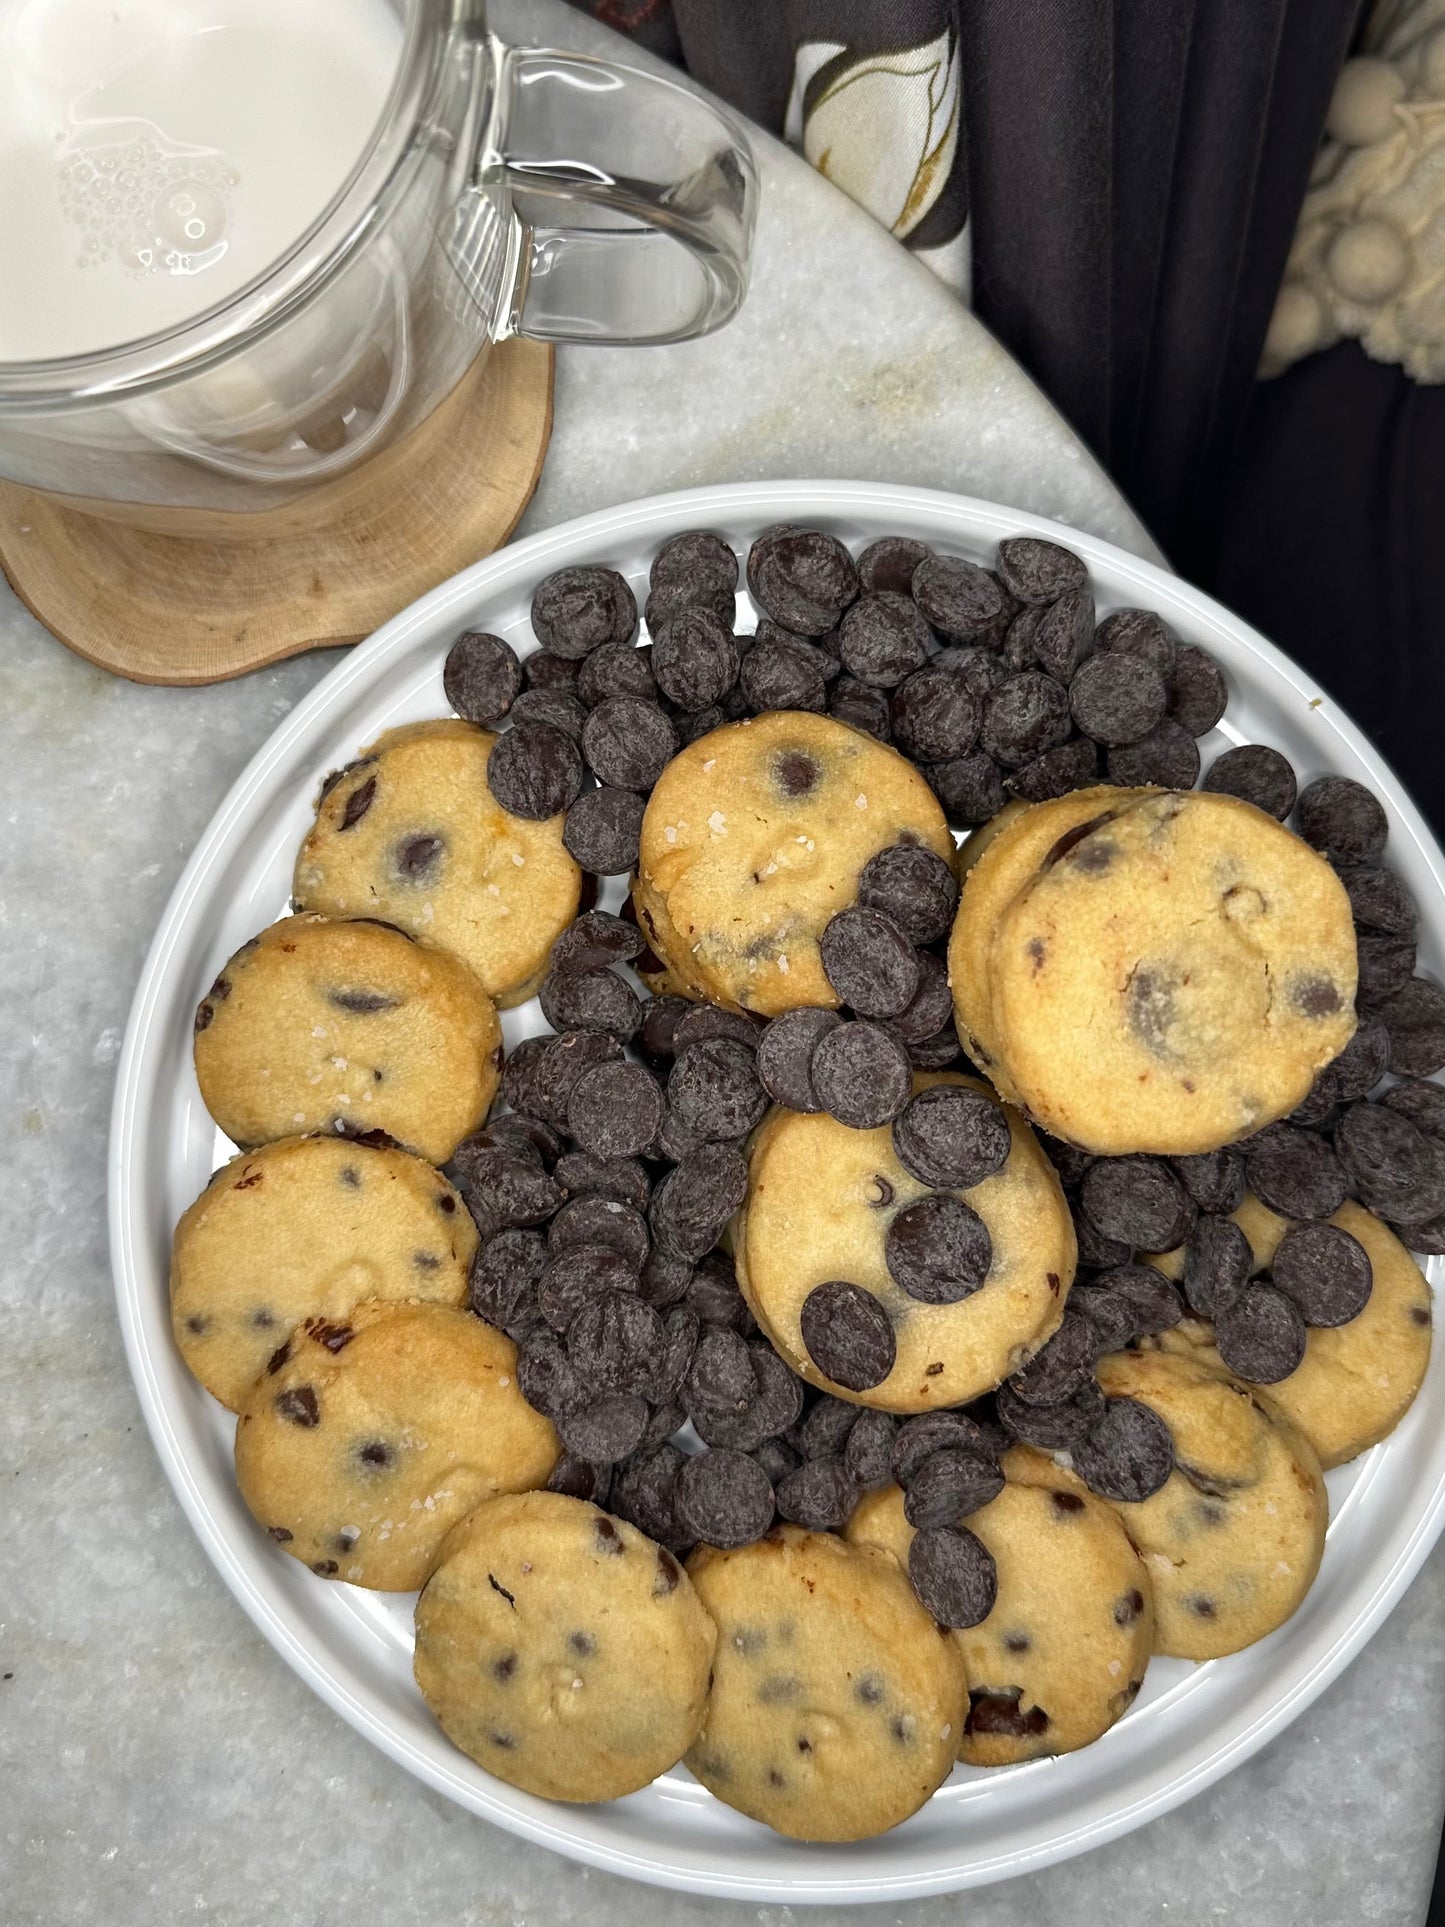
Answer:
[{"xmin": 1, "ymin": 4, "xmax": 1440, "ymax": 1924}]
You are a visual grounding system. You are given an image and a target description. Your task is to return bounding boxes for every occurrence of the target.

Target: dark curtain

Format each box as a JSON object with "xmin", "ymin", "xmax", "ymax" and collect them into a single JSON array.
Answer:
[{"xmin": 566, "ymin": 0, "xmax": 1445, "ymax": 830}]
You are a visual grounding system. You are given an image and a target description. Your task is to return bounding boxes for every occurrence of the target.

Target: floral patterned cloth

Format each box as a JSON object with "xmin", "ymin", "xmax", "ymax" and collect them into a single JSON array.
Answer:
[{"xmin": 569, "ymin": 0, "xmax": 971, "ymax": 291}]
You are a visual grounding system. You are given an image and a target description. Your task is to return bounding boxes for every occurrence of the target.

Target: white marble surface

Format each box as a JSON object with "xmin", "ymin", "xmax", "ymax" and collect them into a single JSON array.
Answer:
[{"xmin": 1, "ymin": 4, "xmax": 1441, "ymax": 1923}]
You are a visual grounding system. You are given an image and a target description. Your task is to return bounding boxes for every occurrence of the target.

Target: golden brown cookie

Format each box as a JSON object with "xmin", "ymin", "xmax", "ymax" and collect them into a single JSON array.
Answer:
[
  {"xmin": 633, "ymin": 711, "xmax": 955, "ymax": 1016},
  {"xmin": 1147, "ymin": 1195, "xmax": 1432, "ymax": 1469},
  {"xmin": 684, "ymin": 1525, "xmax": 966, "ymax": 1840},
  {"xmin": 414, "ymin": 1491, "xmax": 716, "ymax": 1802},
  {"xmin": 171, "ymin": 1134, "xmax": 475, "ymax": 1411},
  {"xmin": 293, "ymin": 721, "xmax": 581, "ymax": 1009},
  {"xmin": 193, "ymin": 914, "xmax": 501, "ymax": 1163},
  {"xmin": 1090, "ymin": 1349, "xmax": 1327, "ymax": 1659},
  {"xmin": 846, "ymin": 1448, "xmax": 1153, "ymax": 1766},
  {"xmin": 985, "ymin": 789, "xmax": 1357, "ymax": 1153},
  {"xmin": 234, "ymin": 1301, "xmax": 557, "ymax": 1589},
  {"xmin": 735, "ymin": 1073, "xmax": 1075, "ymax": 1412}
]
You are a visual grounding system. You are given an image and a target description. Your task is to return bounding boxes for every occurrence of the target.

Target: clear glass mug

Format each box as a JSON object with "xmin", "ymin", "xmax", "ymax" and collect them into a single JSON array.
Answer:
[{"xmin": 0, "ymin": 0, "xmax": 757, "ymax": 524}]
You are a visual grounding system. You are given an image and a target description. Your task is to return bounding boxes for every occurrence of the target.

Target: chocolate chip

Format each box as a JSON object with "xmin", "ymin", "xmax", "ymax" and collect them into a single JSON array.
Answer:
[
  {"xmin": 576, "ymin": 640, "xmax": 659, "ymax": 709},
  {"xmin": 887, "ymin": 664, "xmax": 981, "ymax": 761},
  {"xmin": 487, "ymin": 721, "xmax": 583, "ymax": 820},
  {"xmin": 829, "ymin": 676, "xmax": 893, "ymax": 741},
  {"xmin": 885, "ymin": 1194, "xmax": 992, "ymax": 1303},
  {"xmin": 855, "ymin": 535, "xmax": 932, "ymax": 596},
  {"xmin": 508, "ymin": 688, "xmax": 589, "ymax": 744},
  {"xmin": 1069, "ymin": 1284, "xmax": 1140, "ymax": 1353},
  {"xmin": 882, "ymin": 952, "xmax": 955, "ymax": 1048},
  {"xmin": 755, "ymin": 1007, "xmax": 842, "ymax": 1113},
  {"xmin": 326, "ymin": 987, "xmax": 401, "ymax": 1015},
  {"xmin": 1357, "ymin": 933, "xmax": 1416, "ymax": 1008},
  {"xmin": 1106, "ymin": 720, "xmax": 1201, "ymax": 788},
  {"xmin": 819, "ymin": 907, "xmax": 920, "ymax": 1019},
  {"xmin": 1071, "ymin": 1395, "xmax": 1174, "ymax": 1501},
  {"xmin": 469, "ymin": 1227, "xmax": 547, "ymax": 1339},
  {"xmin": 684, "ymin": 1251, "xmax": 755, "ymax": 1334},
  {"xmin": 548, "ymin": 1195, "xmax": 650, "ymax": 1269},
  {"xmin": 443, "ymin": 631, "xmax": 524, "ymax": 724},
  {"xmin": 1108, "ymin": 1263, "xmax": 1186, "ymax": 1336},
  {"xmin": 844, "ymin": 1409, "xmax": 899, "ymax": 1487},
  {"xmin": 649, "ymin": 1142, "xmax": 749, "ymax": 1260},
  {"xmin": 699, "ymin": 1342, "xmax": 803, "ymax": 1451},
  {"xmin": 1271, "ymin": 1221, "xmax": 1373, "ymax": 1327},
  {"xmin": 531, "ymin": 566, "xmax": 636, "ymax": 658},
  {"xmin": 1008, "ymin": 1311, "xmax": 1097, "ymax": 1406},
  {"xmin": 904, "ymin": 1021, "xmax": 965, "ymax": 1071},
  {"xmin": 1334, "ymin": 1100, "xmax": 1445, "ymax": 1224},
  {"xmin": 1297, "ymin": 775, "xmax": 1388, "ymax": 864},
  {"xmin": 667, "ymin": 1038, "xmax": 768, "ymax": 1143},
  {"xmin": 1069, "ymin": 651, "xmax": 1169, "ymax": 747},
  {"xmin": 608, "ymin": 1439, "xmax": 686, "ymax": 1548},
  {"xmin": 1169, "ymin": 644, "xmax": 1228, "ymax": 736},
  {"xmin": 651, "ymin": 529, "xmax": 737, "ymax": 596},
  {"xmin": 580, "ymin": 697, "xmax": 677, "ymax": 792},
  {"xmin": 903, "ymin": 1448, "xmax": 1005, "ymax": 1527},
  {"xmin": 456, "ymin": 1145, "xmax": 567, "ymax": 1232},
  {"xmin": 1032, "ymin": 590, "xmax": 1096, "ymax": 681},
  {"xmin": 1245, "ymin": 1126, "xmax": 1348, "ymax": 1221},
  {"xmin": 550, "ymin": 910, "xmax": 646, "ymax": 976},
  {"xmin": 1339, "ymin": 865, "xmax": 1418, "ymax": 939},
  {"xmin": 516, "ymin": 1329, "xmax": 589, "ymax": 1419},
  {"xmin": 995, "ymin": 536, "xmax": 1087, "ymax": 604},
  {"xmin": 552, "ymin": 1153, "xmax": 650, "ymax": 1212},
  {"xmin": 334, "ymin": 774, "xmax": 377, "ymax": 832},
  {"xmin": 836, "ymin": 597, "xmax": 940, "ymax": 689},
  {"xmin": 1378, "ymin": 977, "xmax": 1445, "ymax": 1078},
  {"xmin": 525, "ymin": 650, "xmax": 580, "ymax": 692},
  {"xmin": 1080, "ymin": 1157, "xmax": 1195, "ymax": 1251},
  {"xmin": 1096, "ymin": 608, "xmax": 1178, "ymax": 677},
  {"xmin": 1180, "ymin": 1216, "xmax": 1253, "ymax": 1319},
  {"xmin": 747, "ymin": 528, "xmax": 859, "ymax": 636},
  {"xmin": 912, "ymin": 555, "xmax": 1006, "ymax": 640},
  {"xmin": 568, "ymin": 1291, "xmax": 667, "ymax": 1399},
  {"xmin": 273, "ymin": 1385, "xmax": 319, "ymax": 1428},
  {"xmin": 908, "ymin": 1525, "xmax": 998, "ymax": 1627},
  {"xmin": 1203, "ymin": 744, "xmax": 1298, "ymax": 820},
  {"xmin": 996, "ymin": 1377, "xmax": 1106, "ymax": 1448},
  {"xmin": 799, "ymin": 1280, "xmax": 896, "ymax": 1390},
  {"xmin": 775, "ymin": 1457, "xmax": 859, "ymax": 1530},
  {"xmin": 557, "ymin": 1395, "xmax": 649, "ymax": 1464},
  {"xmin": 1172, "ymin": 1148, "xmax": 1247, "ymax": 1215},
  {"xmin": 538, "ymin": 1244, "xmax": 639, "ymax": 1334},
  {"xmin": 1006, "ymin": 735, "xmax": 1100, "ymax": 803},
  {"xmin": 651, "ymin": 607, "xmax": 739, "ymax": 711},
  {"xmin": 738, "ymin": 637, "xmax": 828, "ymax": 713},
  {"xmin": 539, "ymin": 968, "xmax": 641, "ymax": 1043},
  {"xmin": 891, "ymin": 1411, "xmax": 996, "ymax": 1486},
  {"xmin": 891, "ymin": 1085, "xmax": 1011, "ymax": 1191},
  {"xmin": 855, "ymin": 846, "xmax": 958, "ymax": 949},
  {"xmin": 966, "ymin": 1688, "xmax": 1049, "ymax": 1738},
  {"xmin": 547, "ymin": 1454, "xmax": 609, "ymax": 1503},
  {"xmin": 797, "ymin": 1394, "xmax": 860, "ymax": 1460},
  {"xmin": 926, "ymin": 749, "xmax": 1009, "ymax": 827},
  {"xmin": 563, "ymin": 786, "xmax": 646, "ymax": 876},
  {"xmin": 674, "ymin": 1447, "xmax": 776, "ymax": 1549},
  {"xmin": 981, "ymin": 671, "xmax": 1073, "ymax": 769},
  {"xmin": 564, "ymin": 1061, "xmax": 665, "ymax": 1160},
  {"xmin": 532, "ymin": 1028, "xmax": 622, "ymax": 1129},
  {"xmin": 1381, "ymin": 1078, "xmax": 1445, "ymax": 1141},
  {"xmin": 810, "ymin": 1021, "xmax": 913, "ymax": 1128},
  {"xmin": 1214, "ymin": 1284, "xmax": 1307, "ymax": 1383}
]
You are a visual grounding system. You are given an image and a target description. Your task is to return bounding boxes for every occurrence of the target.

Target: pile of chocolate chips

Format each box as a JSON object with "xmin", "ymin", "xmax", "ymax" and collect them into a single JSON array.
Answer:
[{"xmin": 439, "ymin": 522, "xmax": 1443, "ymax": 1624}]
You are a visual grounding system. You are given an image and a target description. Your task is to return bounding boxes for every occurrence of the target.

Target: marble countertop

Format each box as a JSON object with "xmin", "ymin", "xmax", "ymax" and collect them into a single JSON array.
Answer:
[{"xmin": 2, "ymin": 4, "xmax": 1441, "ymax": 1923}]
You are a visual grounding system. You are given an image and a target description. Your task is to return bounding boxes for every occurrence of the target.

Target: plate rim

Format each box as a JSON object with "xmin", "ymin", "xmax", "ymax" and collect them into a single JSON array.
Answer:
[{"xmin": 108, "ymin": 477, "xmax": 1445, "ymax": 1902}]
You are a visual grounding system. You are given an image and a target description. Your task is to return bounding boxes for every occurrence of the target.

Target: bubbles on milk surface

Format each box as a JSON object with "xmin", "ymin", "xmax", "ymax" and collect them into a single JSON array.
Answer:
[{"xmin": 58, "ymin": 134, "xmax": 239, "ymax": 280}]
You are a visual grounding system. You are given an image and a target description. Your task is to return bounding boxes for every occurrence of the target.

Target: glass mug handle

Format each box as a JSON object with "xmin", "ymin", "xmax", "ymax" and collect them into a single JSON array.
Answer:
[{"xmin": 484, "ymin": 43, "xmax": 759, "ymax": 345}]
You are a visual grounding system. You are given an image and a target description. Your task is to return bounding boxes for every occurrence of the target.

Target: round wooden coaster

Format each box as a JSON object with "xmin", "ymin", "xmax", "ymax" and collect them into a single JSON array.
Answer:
[{"xmin": 0, "ymin": 337, "xmax": 554, "ymax": 687}]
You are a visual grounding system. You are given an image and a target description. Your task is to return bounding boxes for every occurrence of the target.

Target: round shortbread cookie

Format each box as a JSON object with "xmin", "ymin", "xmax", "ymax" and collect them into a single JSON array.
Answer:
[
  {"xmin": 193, "ymin": 914, "xmax": 502, "ymax": 1163},
  {"xmin": 633, "ymin": 711, "xmax": 955, "ymax": 1016},
  {"xmin": 846, "ymin": 1447, "xmax": 1153, "ymax": 1766},
  {"xmin": 987, "ymin": 789, "xmax": 1357, "ymax": 1153},
  {"xmin": 414, "ymin": 1491, "xmax": 716, "ymax": 1802},
  {"xmin": 171, "ymin": 1134, "xmax": 475, "ymax": 1411},
  {"xmin": 735, "ymin": 1072, "xmax": 1075, "ymax": 1412},
  {"xmin": 1089, "ymin": 1348, "xmax": 1327, "ymax": 1660},
  {"xmin": 684, "ymin": 1525, "xmax": 967, "ymax": 1840},
  {"xmin": 294, "ymin": 721, "xmax": 581, "ymax": 1009},
  {"xmin": 234, "ymin": 1301, "xmax": 557, "ymax": 1589}
]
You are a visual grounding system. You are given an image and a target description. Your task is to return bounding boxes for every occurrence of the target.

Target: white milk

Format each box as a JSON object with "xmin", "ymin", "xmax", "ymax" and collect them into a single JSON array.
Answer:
[{"xmin": 0, "ymin": 0, "xmax": 404, "ymax": 363}]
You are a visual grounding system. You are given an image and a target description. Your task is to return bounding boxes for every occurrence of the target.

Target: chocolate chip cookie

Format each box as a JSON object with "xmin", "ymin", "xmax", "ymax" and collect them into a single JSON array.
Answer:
[
  {"xmin": 1150, "ymin": 1194, "xmax": 1432, "ymax": 1469},
  {"xmin": 684, "ymin": 1525, "xmax": 966, "ymax": 1840},
  {"xmin": 846, "ymin": 1446, "xmax": 1153, "ymax": 1766},
  {"xmin": 983, "ymin": 789, "xmax": 1358, "ymax": 1153},
  {"xmin": 1089, "ymin": 1349, "xmax": 1327, "ymax": 1659},
  {"xmin": 294, "ymin": 722, "xmax": 581, "ymax": 1009},
  {"xmin": 171, "ymin": 1134, "xmax": 475, "ymax": 1411},
  {"xmin": 414, "ymin": 1491, "xmax": 716, "ymax": 1801},
  {"xmin": 735, "ymin": 1072, "xmax": 1076, "ymax": 1412},
  {"xmin": 633, "ymin": 712, "xmax": 955, "ymax": 1016},
  {"xmin": 193, "ymin": 914, "xmax": 502, "ymax": 1163},
  {"xmin": 234, "ymin": 1301, "xmax": 557, "ymax": 1589}
]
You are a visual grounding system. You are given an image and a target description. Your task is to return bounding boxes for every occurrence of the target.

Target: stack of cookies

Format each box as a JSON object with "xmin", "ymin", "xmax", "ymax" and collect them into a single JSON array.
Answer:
[{"xmin": 168, "ymin": 519, "xmax": 1438, "ymax": 1845}]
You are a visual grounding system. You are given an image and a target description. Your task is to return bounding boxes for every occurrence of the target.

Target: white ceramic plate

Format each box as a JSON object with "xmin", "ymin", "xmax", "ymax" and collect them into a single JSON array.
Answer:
[{"xmin": 110, "ymin": 481, "xmax": 1445, "ymax": 1903}]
